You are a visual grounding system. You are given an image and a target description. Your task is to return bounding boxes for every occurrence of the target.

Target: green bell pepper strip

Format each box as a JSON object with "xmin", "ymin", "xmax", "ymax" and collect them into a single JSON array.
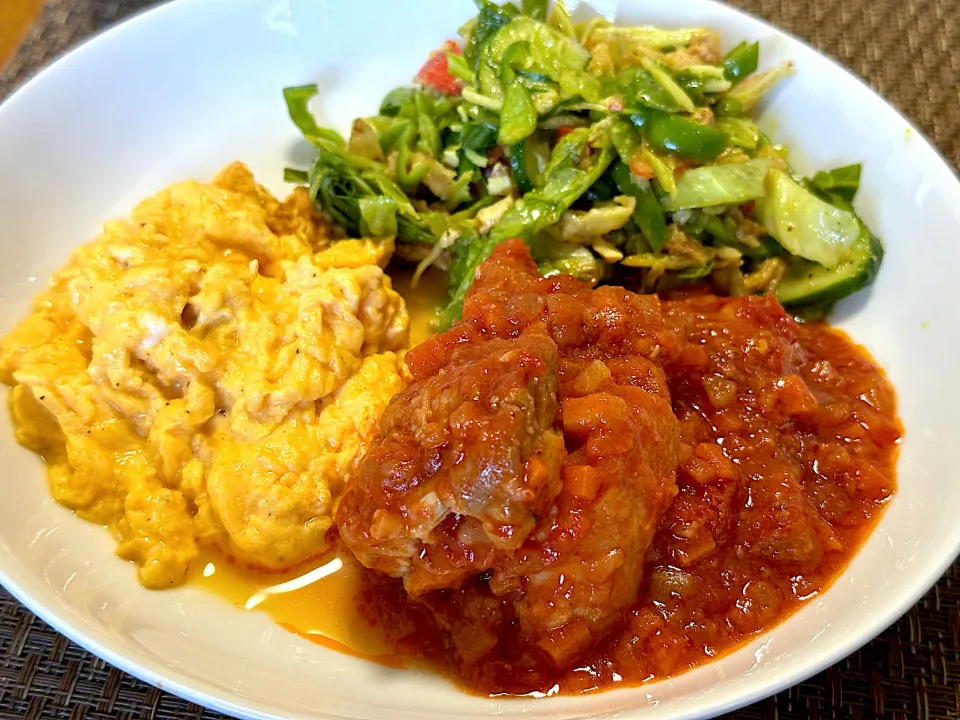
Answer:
[
  {"xmin": 500, "ymin": 40, "xmax": 532, "ymax": 85},
  {"xmin": 616, "ymin": 67, "xmax": 686, "ymax": 113},
  {"xmin": 415, "ymin": 93, "xmax": 442, "ymax": 159},
  {"xmin": 809, "ymin": 164, "xmax": 862, "ymax": 206},
  {"xmin": 611, "ymin": 161, "xmax": 668, "ymax": 252},
  {"xmin": 396, "ymin": 126, "xmax": 432, "ymax": 191},
  {"xmin": 645, "ymin": 111, "xmax": 728, "ymax": 163},
  {"xmin": 460, "ymin": 121, "xmax": 499, "ymax": 154},
  {"xmin": 445, "ymin": 52, "xmax": 476, "ymax": 84},
  {"xmin": 377, "ymin": 119, "xmax": 412, "ymax": 155},
  {"xmin": 499, "ymin": 81, "xmax": 539, "ymax": 146},
  {"xmin": 714, "ymin": 97, "xmax": 744, "ymax": 117},
  {"xmin": 722, "ymin": 41, "xmax": 760, "ymax": 83},
  {"xmin": 509, "ymin": 141, "xmax": 536, "ymax": 193},
  {"xmin": 704, "ymin": 214, "xmax": 739, "ymax": 245},
  {"xmin": 610, "ymin": 117, "xmax": 641, "ymax": 164}
]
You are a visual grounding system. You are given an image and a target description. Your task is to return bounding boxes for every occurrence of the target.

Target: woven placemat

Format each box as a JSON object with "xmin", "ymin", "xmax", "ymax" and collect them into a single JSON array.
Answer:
[{"xmin": 1, "ymin": 1, "xmax": 958, "ymax": 719}]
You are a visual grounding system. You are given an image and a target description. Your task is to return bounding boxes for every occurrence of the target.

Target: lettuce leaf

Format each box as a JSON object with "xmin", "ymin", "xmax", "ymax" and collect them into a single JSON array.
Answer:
[
  {"xmin": 477, "ymin": 16, "xmax": 591, "ymax": 100},
  {"xmin": 663, "ymin": 158, "xmax": 772, "ymax": 211}
]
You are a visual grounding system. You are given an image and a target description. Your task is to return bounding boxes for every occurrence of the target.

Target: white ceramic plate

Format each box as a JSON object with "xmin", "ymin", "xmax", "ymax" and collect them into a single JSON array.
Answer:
[{"xmin": 1, "ymin": 1, "xmax": 959, "ymax": 718}]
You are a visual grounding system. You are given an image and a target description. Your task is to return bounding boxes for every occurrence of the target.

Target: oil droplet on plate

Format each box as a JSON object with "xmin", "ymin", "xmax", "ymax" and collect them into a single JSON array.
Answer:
[{"xmin": 191, "ymin": 550, "xmax": 394, "ymax": 661}]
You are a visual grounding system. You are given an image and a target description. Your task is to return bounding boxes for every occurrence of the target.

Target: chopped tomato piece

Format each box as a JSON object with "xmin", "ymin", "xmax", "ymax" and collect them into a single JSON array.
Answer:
[
  {"xmin": 555, "ymin": 125, "xmax": 575, "ymax": 141},
  {"xmin": 415, "ymin": 40, "xmax": 463, "ymax": 95}
]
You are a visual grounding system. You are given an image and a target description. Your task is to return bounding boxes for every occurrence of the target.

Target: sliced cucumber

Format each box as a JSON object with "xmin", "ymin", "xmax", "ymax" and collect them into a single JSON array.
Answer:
[
  {"xmin": 758, "ymin": 169, "xmax": 862, "ymax": 269},
  {"xmin": 776, "ymin": 222, "xmax": 883, "ymax": 306}
]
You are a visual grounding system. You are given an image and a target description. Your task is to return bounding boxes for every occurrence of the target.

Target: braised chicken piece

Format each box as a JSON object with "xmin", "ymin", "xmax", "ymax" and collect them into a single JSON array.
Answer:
[
  {"xmin": 337, "ymin": 239, "xmax": 680, "ymax": 670},
  {"xmin": 339, "ymin": 329, "xmax": 566, "ymax": 595}
]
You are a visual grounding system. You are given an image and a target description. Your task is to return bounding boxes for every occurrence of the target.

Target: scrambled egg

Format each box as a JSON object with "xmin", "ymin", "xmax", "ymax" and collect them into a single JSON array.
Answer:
[{"xmin": 0, "ymin": 163, "xmax": 410, "ymax": 588}]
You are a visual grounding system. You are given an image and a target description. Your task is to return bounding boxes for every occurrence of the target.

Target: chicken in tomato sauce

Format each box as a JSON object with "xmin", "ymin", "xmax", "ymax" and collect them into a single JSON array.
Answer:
[{"xmin": 337, "ymin": 239, "xmax": 899, "ymax": 695}]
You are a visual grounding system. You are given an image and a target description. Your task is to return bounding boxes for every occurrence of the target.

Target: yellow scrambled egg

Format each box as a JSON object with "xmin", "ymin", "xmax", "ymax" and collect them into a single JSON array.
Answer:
[{"xmin": 0, "ymin": 163, "xmax": 410, "ymax": 588}]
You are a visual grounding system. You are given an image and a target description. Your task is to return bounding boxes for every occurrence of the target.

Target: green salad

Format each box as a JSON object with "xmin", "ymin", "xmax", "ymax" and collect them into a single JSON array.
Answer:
[{"xmin": 283, "ymin": 0, "xmax": 882, "ymax": 329}]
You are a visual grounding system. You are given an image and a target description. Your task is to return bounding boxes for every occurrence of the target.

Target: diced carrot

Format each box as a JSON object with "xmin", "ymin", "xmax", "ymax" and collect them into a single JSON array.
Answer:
[
  {"xmin": 561, "ymin": 394, "xmax": 630, "ymax": 437},
  {"xmin": 525, "ymin": 455, "xmax": 550, "ymax": 492},
  {"xmin": 537, "ymin": 618, "xmax": 592, "ymax": 666},
  {"xmin": 562, "ymin": 464, "xmax": 602, "ymax": 500}
]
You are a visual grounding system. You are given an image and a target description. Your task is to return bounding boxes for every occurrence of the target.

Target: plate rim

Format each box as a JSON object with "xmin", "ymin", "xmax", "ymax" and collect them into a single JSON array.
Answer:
[{"xmin": 0, "ymin": 1, "xmax": 958, "ymax": 719}]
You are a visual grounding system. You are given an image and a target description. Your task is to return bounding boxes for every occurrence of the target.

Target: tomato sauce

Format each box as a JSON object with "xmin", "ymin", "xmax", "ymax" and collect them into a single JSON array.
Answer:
[
  {"xmin": 570, "ymin": 290, "xmax": 900, "ymax": 689},
  {"xmin": 347, "ymin": 250, "xmax": 900, "ymax": 696}
]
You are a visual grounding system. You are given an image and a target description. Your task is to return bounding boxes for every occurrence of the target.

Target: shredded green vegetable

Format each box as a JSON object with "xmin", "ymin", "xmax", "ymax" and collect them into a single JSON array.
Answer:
[{"xmin": 282, "ymin": 0, "xmax": 882, "ymax": 329}]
